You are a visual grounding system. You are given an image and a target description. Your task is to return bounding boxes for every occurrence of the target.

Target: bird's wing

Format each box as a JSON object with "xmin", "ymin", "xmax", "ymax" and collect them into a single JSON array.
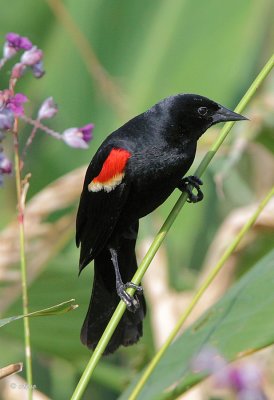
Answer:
[{"xmin": 76, "ymin": 146, "xmax": 132, "ymax": 272}]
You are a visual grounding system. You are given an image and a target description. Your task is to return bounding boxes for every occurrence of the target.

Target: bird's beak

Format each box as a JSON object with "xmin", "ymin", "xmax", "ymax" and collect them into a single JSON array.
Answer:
[{"xmin": 212, "ymin": 106, "xmax": 248, "ymax": 124}]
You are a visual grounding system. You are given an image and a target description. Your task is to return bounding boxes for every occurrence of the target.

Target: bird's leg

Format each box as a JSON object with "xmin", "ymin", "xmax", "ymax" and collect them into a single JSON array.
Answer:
[
  {"xmin": 109, "ymin": 248, "xmax": 143, "ymax": 312},
  {"xmin": 177, "ymin": 175, "xmax": 204, "ymax": 203}
]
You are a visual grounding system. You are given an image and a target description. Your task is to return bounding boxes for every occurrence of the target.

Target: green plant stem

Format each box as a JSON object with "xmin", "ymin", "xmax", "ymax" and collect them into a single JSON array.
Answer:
[
  {"xmin": 13, "ymin": 125, "xmax": 33, "ymax": 400},
  {"xmin": 130, "ymin": 186, "xmax": 274, "ymax": 400},
  {"xmin": 70, "ymin": 53, "xmax": 274, "ymax": 400}
]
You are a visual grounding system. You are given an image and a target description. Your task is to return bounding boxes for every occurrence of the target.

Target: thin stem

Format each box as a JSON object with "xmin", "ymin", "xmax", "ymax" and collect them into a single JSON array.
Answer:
[
  {"xmin": 130, "ymin": 186, "xmax": 274, "ymax": 400},
  {"xmin": 12, "ymin": 119, "xmax": 33, "ymax": 399},
  {"xmin": 19, "ymin": 114, "xmax": 63, "ymax": 140},
  {"xmin": 70, "ymin": 53, "xmax": 274, "ymax": 400},
  {"xmin": 22, "ymin": 125, "xmax": 39, "ymax": 160}
]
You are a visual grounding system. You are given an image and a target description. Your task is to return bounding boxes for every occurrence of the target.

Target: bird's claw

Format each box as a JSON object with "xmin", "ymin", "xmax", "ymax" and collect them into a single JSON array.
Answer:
[
  {"xmin": 178, "ymin": 175, "xmax": 204, "ymax": 203},
  {"xmin": 124, "ymin": 282, "xmax": 143, "ymax": 293},
  {"xmin": 117, "ymin": 282, "xmax": 143, "ymax": 312}
]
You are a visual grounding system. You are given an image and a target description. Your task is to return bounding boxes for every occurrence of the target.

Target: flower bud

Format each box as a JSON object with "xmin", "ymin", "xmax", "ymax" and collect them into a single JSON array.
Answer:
[
  {"xmin": 0, "ymin": 109, "xmax": 14, "ymax": 130},
  {"xmin": 11, "ymin": 63, "xmax": 26, "ymax": 79},
  {"xmin": 6, "ymin": 33, "xmax": 32, "ymax": 50},
  {"xmin": 38, "ymin": 97, "xmax": 58, "ymax": 120},
  {"xmin": 63, "ymin": 124, "xmax": 94, "ymax": 149},
  {"xmin": 31, "ymin": 60, "xmax": 45, "ymax": 78},
  {"xmin": 3, "ymin": 42, "xmax": 17, "ymax": 60},
  {"xmin": 81, "ymin": 124, "xmax": 94, "ymax": 143},
  {"xmin": 6, "ymin": 93, "xmax": 28, "ymax": 116},
  {"xmin": 0, "ymin": 152, "xmax": 12, "ymax": 174},
  {"xmin": 21, "ymin": 46, "xmax": 43, "ymax": 66},
  {"xmin": 3, "ymin": 33, "xmax": 32, "ymax": 60}
]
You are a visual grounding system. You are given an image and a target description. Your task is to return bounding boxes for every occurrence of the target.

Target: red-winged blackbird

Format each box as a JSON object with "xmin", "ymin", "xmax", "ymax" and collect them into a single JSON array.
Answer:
[{"xmin": 76, "ymin": 93, "xmax": 247, "ymax": 354}]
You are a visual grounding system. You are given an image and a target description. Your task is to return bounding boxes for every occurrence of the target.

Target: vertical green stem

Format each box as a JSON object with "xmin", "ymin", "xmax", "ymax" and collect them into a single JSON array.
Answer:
[
  {"xmin": 129, "ymin": 186, "xmax": 274, "ymax": 400},
  {"xmin": 13, "ymin": 124, "xmax": 33, "ymax": 400},
  {"xmin": 128, "ymin": 53, "xmax": 274, "ymax": 399}
]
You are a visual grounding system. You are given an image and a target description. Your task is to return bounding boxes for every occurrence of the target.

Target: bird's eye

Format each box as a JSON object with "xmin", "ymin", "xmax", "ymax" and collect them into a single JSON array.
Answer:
[{"xmin": 198, "ymin": 107, "xmax": 208, "ymax": 116}]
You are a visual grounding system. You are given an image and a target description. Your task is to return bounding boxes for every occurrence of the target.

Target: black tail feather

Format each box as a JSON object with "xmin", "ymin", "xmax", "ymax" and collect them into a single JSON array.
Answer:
[{"xmin": 80, "ymin": 234, "xmax": 146, "ymax": 355}]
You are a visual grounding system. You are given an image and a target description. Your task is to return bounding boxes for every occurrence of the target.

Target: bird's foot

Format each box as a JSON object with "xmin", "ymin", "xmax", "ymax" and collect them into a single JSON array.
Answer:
[
  {"xmin": 178, "ymin": 175, "xmax": 204, "ymax": 203},
  {"xmin": 117, "ymin": 282, "xmax": 143, "ymax": 312}
]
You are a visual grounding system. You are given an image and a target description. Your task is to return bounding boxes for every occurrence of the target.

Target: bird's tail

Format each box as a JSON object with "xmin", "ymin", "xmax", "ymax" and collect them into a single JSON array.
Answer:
[{"xmin": 80, "ymin": 235, "xmax": 146, "ymax": 355}]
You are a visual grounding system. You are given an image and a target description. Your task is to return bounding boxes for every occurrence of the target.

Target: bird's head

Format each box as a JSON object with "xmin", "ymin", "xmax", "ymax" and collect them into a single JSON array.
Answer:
[{"xmin": 161, "ymin": 93, "xmax": 247, "ymax": 140}]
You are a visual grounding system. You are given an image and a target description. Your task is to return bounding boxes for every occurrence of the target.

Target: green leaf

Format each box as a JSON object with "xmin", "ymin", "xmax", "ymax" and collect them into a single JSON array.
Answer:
[
  {"xmin": 0, "ymin": 299, "xmax": 78, "ymax": 328},
  {"xmin": 120, "ymin": 249, "xmax": 274, "ymax": 400}
]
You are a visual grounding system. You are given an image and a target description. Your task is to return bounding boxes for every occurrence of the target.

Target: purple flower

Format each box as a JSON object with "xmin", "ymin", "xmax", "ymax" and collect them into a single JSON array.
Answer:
[
  {"xmin": 38, "ymin": 97, "xmax": 58, "ymax": 120},
  {"xmin": 63, "ymin": 124, "xmax": 94, "ymax": 149},
  {"xmin": 0, "ymin": 151, "xmax": 12, "ymax": 187},
  {"xmin": 0, "ymin": 109, "xmax": 14, "ymax": 130},
  {"xmin": 6, "ymin": 93, "xmax": 28, "ymax": 116},
  {"xmin": 0, "ymin": 152, "xmax": 12, "ymax": 174},
  {"xmin": 20, "ymin": 46, "xmax": 45, "ymax": 78},
  {"xmin": 3, "ymin": 42, "xmax": 17, "ymax": 60},
  {"xmin": 81, "ymin": 124, "xmax": 94, "ymax": 142},
  {"xmin": 21, "ymin": 46, "xmax": 43, "ymax": 66},
  {"xmin": 19, "ymin": 46, "xmax": 45, "ymax": 78},
  {"xmin": 0, "ymin": 90, "xmax": 27, "ymax": 118},
  {"xmin": 3, "ymin": 33, "xmax": 32, "ymax": 60},
  {"xmin": 6, "ymin": 33, "xmax": 32, "ymax": 51},
  {"xmin": 215, "ymin": 363, "xmax": 266, "ymax": 400},
  {"xmin": 192, "ymin": 347, "xmax": 266, "ymax": 400},
  {"xmin": 220, "ymin": 363, "xmax": 263, "ymax": 392},
  {"xmin": 31, "ymin": 60, "xmax": 45, "ymax": 78}
]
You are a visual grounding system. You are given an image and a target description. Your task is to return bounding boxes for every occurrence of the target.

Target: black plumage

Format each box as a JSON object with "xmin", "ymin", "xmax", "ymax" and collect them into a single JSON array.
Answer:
[{"xmin": 76, "ymin": 93, "xmax": 246, "ymax": 354}]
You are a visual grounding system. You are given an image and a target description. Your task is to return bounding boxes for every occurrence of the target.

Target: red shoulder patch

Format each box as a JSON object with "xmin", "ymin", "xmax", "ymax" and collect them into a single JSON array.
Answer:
[
  {"xmin": 88, "ymin": 148, "xmax": 131, "ymax": 192},
  {"xmin": 94, "ymin": 148, "xmax": 131, "ymax": 183}
]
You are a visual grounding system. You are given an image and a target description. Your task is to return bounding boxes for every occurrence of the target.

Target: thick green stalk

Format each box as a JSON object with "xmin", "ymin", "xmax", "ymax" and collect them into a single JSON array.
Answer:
[
  {"xmin": 70, "ymin": 53, "xmax": 274, "ymax": 400},
  {"xmin": 130, "ymin": 186, "xmax": 274, "ymax": 400},
  {"xmin": 13, "ymin": 125, "xmax": 33, "ymax": 400}
]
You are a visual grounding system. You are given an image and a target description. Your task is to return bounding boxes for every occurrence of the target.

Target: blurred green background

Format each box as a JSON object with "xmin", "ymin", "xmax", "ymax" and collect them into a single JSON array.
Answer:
[{"xmin": 0, "ymin": 0, "xmax": 273, "ymax": 399}]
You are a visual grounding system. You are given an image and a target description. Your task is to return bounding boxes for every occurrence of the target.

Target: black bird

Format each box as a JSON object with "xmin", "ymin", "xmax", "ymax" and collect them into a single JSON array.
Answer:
[{"xmin": 76, "ymin": 93, "xmax": 246, "ymax": 354}]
